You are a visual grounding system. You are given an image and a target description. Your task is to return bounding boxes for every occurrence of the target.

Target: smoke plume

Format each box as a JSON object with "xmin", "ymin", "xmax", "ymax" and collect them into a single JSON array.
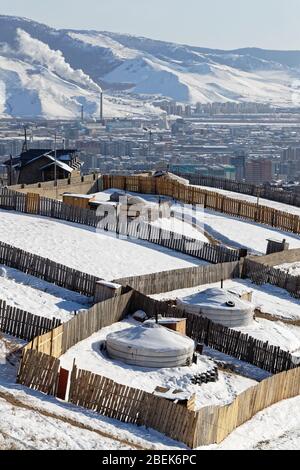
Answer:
[{"xmin": 17, "ymin": 29, "xmax": 102, "ymax": 93}]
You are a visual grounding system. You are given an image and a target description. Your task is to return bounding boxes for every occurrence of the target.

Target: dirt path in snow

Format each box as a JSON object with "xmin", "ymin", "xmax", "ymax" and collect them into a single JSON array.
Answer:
[
  {"xmin": 0, "ymin": 429, "xmax": 36, "ymax": 450},
  {"xmin": 0, "ymin": 389, "xmax": 146, "ymax": 450}
]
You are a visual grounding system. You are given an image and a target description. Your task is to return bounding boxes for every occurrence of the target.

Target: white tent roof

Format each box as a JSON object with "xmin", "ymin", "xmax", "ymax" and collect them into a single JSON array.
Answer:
[
  {"xmin": 178, "ymin": 287, "xmax": 253, "ymax": 312},
  {"xmin": 106, "ymin": 323, "xmax": 194, "ymax": 357}
]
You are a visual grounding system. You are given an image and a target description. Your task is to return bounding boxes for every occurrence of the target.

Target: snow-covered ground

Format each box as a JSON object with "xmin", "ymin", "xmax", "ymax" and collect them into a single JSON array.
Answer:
[
  {"xmin": 276, "ymin": 261, "xmax": 300, "ymax": 277},
  {"xmin": 195, "ymin": 185, "xmax": 300, "ymax": 217},
  {"xmin": 151, "ymin": 217, "xmax": 210, "ymax": 243},
  {"xmin": 235, "ymin": 319, "xmax": 300, "ymax": 356},
  {"xmin": 3, "ymin": 17, "xmax": 300, "ymax": 122},
  {"xmin": 0, "ymin": 187, "xmax": 298, "ymax": 449},
  {"xmin": 0, "ymin": 396, "xmax": 133, "ymax": 450},
  {"xmin": 0, "ymin": 265, "xmax": 90, "ymax": 322},
  {"xmin": 203, "ymin": 395, "xmax": 300, "ymax": 450},
  {"xmin": 0, "ymin": 334, "xmax": 25, "ymax": 366},
  {"xmin": 95, "ymin": 189, "xmax": 300, "ymax": 254},
  {"xmin": 0, "ymin": 210, "xmax": 207, "ymax": 281},
  {"xmin": 60, "ymin": 318, "xmax": 257, "ymax": 411},
  {"xmin": 0, "ymin": 29, "xmax": 164, "ymax": 120},
  {"xmin": 200, "ymin": 209, "xmax": 300, "ymax": 254},
  {"xmin": 204, "ymin": 347, "xmax": 271, "ymax": 382},
  {"xmin": 0, "ymin": 357, "xmax": 183, "ymax": 450},
  {"xmin": 152, "ymin": 278, "xmax": 300, "ymax": 322},
  {"xmin": 0, "ymin": 314, "xmax": 298, "ymax": 449},
  {"xmin": 91, "ymin": 189, "xmax": 210, "ymax": 242},
  {"xmin": 0, "ymin": 335, "xmax": 184, "ymax": 450},
  {"xmin": 0, "ymin": 358, "xmax": 298, "ymax": 450}
]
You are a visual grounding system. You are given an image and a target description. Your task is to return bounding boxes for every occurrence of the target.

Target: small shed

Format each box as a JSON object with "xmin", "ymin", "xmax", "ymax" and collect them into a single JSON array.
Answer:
[
  {"xmin": 144, "ymin": 317, "xmax": 187, "ymax": 335},
  {"xmin": 63, "ymin": 193, "xmax": 93, "ymax": 209},
  {"xmin": 94, "ymin": 280, "xmax": 123, "ymax": 303}
]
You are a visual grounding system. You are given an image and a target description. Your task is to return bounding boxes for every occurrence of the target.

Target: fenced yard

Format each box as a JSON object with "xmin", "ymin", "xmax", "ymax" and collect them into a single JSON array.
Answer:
[
  {"xmin": 103, "ymin": 174, "xmax": 300, "ymax": 234},
  {"xmin": 0, "ymin": 187, "xmax": 241, "ymax": 265},
  {"xmin": 116, "ymin": 252, "xmax": 300, "ymax": 299},
  {"xmin": 0, "ymin": 240, "xmax": 98, "ymax": 297},
  {"xmin": 16, "ymin": 288, "xmax": 300, "ymax": 448},
  {"xmin": 129, "ymin": 290, "xmax": 297, "ymax": 374},
  {"xmin": 1, "ymin": 177, "xmax": 299, "ymax": 448},
  {"xmin": 177, "ymin": 172, "xmax": 300, "ymax": 209},
  {"xmin": 0, "ymin": 231, "xmax": 299, "ymax": 359}
]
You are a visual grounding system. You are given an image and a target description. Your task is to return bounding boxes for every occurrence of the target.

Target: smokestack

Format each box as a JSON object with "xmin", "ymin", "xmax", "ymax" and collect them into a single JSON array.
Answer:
[
  {"xmin": 81, "ymin": 105, "xmax": 84, "ymax": 123},
  {"xmin": 100, "ymin": 92, "xmax": 103, "ymax": 123},
  {"xmin": 22, "ymin": 126, "xmax": 28, "ymax": 153}
]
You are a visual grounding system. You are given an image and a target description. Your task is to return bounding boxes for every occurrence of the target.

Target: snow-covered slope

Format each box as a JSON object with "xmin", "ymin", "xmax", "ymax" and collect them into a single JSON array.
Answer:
[
  {"xmin": 0, "ymin": 210, "xmax": 206, "ymax": 280},
  {"xmin": 1, "ymin": 15, "xmax": 300, "ymax": 118},
  {"xmin": 0, "ymin": 53, "xmax": 98, "ymax": 119},
  {"xmin": 69, "ymin": 28, "xmax": 300, "ymax": 106},
  {"xmin": 0, "ymin": 51, "xmax": 161, "ymax": 119},
  {"xmin": 103, "ymin": 55, "xmax": 295, "ymax": 105},
  {"xmin": 0, "ymin": 20, "xmax": 161, "ymax": 119}
]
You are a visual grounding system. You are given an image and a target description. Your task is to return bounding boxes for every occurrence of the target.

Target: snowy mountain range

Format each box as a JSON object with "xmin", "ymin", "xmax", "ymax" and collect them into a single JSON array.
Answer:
[{"xmin": 1, "ymin": 15, "xmax": 300, "ymax": 119}]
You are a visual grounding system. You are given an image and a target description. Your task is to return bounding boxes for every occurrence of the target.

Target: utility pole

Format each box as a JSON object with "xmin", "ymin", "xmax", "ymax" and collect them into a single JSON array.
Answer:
[
  {"xmin": 9, "ymin": 141, "xmax": 13, "ymax": 186},
  {"xmin": 100, "ymin": 92, "xmax": 103, "ymax": 123},
  {"xmin": 54, "ymin": 131, "xmax": 58, "ymax": 199},
  {"xmin": 148, "ymin": 130, "xmax": 152, "ymax": 160},
  {"xmin": 9, "ymin": 153, "xmax": 12, "ymax": 186},
  {"xmin": 22, "ymin": 126, "xmax": 28, "ymax": 153},
  {"xmin": 257, "ymin": 187, "xmax": 261, "ymax": 206}
]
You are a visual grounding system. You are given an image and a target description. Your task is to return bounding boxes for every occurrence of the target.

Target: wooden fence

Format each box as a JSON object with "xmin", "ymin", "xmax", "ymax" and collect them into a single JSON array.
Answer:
[
  {"xmin": 61, "ymin": 290, "xmax": 133, "ymax": 354},
  {"xmin": 0, "ymin": 187, "xmax": 241, "ymax": 265},
  {"xmin": 17, "ymin": 348, "xmax": 198, "ymax": 447},
  {"xmin": 186, "ymin": 311, "xmax": 295, "ymax": 374},
  {"xmin": 177, "ymin": 173, "xmax": 300, "ymax": 209},
  {"xmin": 0, "ymin": 299, "xmax": 61, "ymax": 341},
  {"xmin": 0, "ymin": 240, "xmax": 98, "ymax": 297},
  {"xmin": 21, "ymin": 286, "xmax": 296, "ymax": 374},
  {"xmin": 17, "ymin": 349, "xmax": 60, "ymax": 395},
  {"xmin": 98, "ymin": 218, "xmax": 241, "ymax": 264},
  {"xmin": 10, "ymin": 172, "xmax": 101, "ymax": 200},
  {"xmin": 103, "ymin": 174, "xmax": 300, "ymax": 235},
  {"xmin": 17, "ymin": 346, "xmax": 300, "ymax": 448},
  {"xmin": 242, "ymin": 257, "xmax": 300, "ymax": 298},
  {"xmin": 129, "ymin": 290, "xmax": 297, "ymax": 374},
  {"xmin": 193, "ymin": 366, "xmax": 300, "ymax": 447},
  {"xmin": 115, "ymin": 260, "xmax": 242, "ymax": 295},
  {"xmin": 23, "ymin": 290, "xmax": 133, "ymax": 358},
  {"xmin": 16, "ymin": 286, "xmax": 300, "ymax": 448},
  {"xmin": 24, "ymin": 324, "xmax": 64, "ymax": 358},
  {"xmin": 69, "ymin": 362, "xmax": 198, "ymax": 448},
  {"xmin": 247, "ymin": 248, "xmax": 300, "ymax": 267}
]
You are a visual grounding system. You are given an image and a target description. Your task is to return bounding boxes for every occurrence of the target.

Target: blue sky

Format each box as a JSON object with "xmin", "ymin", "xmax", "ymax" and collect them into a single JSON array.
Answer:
[{"xmin": 0, "ymin": 0, "xmax": 299, "ymax": 50}]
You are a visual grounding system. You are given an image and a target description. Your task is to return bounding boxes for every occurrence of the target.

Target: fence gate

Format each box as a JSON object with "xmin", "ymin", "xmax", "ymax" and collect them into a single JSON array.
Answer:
[
  {"xmin": 56, "ymin": 367, "xmax": 69, "ymax": 400},
  {"xmin": 26, "ymin": 193, "xmax": 40, "ymax": 214}
]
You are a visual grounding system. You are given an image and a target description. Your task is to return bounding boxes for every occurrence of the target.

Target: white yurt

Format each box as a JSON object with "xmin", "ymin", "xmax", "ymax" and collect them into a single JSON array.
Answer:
[
  {"xmin": 176, "ymin": 287, "xmax": 254, "ymax": 327},
  {"xmin": 106, "ymin": 323, "xmax": 195, "ymax": 368}
]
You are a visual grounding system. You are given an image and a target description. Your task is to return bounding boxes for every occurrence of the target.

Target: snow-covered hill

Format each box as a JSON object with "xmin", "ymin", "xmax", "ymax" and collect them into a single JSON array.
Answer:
[{"xmin": 1, "ymin": 15, "xmax": 300, "ymax": 118}]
